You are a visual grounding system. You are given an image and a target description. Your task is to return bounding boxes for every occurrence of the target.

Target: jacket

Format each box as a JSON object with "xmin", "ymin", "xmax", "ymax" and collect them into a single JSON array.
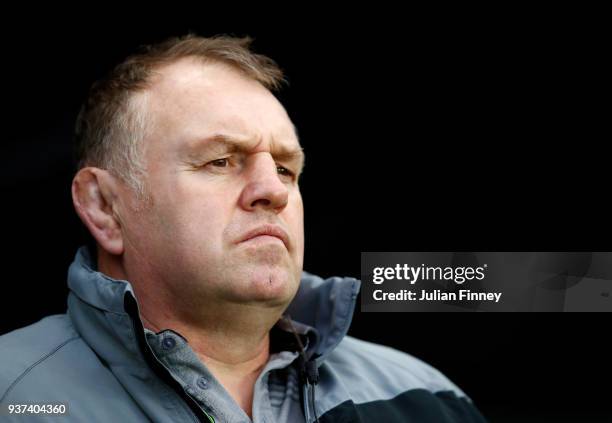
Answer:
[{"xmin": 0, "ymin": 247, "xmax": 487, "ymax": 422}]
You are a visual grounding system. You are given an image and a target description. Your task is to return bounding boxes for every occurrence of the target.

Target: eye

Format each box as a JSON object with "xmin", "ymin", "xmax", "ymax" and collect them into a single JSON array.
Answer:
[
  {"xmin": 210, "ymin": 158, "xmax": 229, "ymax": 167},
  {"xmin": 277, "ymin": 165, "xmax": 295, "ymax": 179}
]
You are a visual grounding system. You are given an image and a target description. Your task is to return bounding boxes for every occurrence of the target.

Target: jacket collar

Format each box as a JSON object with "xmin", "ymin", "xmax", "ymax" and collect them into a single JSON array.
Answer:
[{"xmin": 67, "ymin": 246, "xmax": 360, "ymax": 362}]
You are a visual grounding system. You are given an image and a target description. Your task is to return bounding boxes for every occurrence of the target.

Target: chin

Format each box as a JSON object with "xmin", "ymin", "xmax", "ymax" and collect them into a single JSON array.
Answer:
[
  {"xmin": 240, "ymin": 265, "xmax": 299, "ymax": 306},
  {"xmin": 221, "ymin": 243, "xmax": 301, "ymax": 305}
]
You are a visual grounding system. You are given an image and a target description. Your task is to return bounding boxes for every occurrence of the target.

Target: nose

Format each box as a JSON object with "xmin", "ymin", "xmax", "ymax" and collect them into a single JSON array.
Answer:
[{"xmin": 238, "ymin": 153, "xmax": 289, "ymax": 213}]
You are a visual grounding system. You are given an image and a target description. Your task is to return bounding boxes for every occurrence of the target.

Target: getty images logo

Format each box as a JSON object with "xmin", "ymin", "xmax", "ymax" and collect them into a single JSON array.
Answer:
[{"xmin": 372, "ymin": 264, "xmax": 488, "ymax": 285}]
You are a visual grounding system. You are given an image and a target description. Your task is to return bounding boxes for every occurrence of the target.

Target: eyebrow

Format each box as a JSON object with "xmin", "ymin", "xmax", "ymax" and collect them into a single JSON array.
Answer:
[{"xmin": 187, "ymin": 133, "xmax": 305, "ymax": 172}]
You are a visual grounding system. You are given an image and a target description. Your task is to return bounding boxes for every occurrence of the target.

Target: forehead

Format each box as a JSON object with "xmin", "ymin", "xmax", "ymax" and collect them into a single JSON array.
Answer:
[{"xmin": 145, "ymin": 58, "xmax": 299, "ymax": 152}]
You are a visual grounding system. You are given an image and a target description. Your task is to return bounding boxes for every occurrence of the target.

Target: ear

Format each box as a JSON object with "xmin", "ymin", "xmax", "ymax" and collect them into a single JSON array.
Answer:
[{"xmin": 72, "ymin": 167, "xmax": 124, "ymax": 255}]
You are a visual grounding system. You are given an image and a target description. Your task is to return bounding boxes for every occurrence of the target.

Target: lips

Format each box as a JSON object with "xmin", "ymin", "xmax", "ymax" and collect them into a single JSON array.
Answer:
[{"xmin": 238, "ymin": 224, "xmax": 289, "ymax": 249}]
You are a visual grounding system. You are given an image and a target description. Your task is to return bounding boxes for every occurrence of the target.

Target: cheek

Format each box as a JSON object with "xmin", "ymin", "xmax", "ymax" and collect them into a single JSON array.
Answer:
[
  {"xmin": 287, "ymin": 194, "xmax": 305, "ymax": 256},
  {"xmin": 178, "ymin": 197, "xmax": 231, "ymax": 244},
  {"xmin": 151, "ymin": 183, "xmax": 232, "ymax": 248}
]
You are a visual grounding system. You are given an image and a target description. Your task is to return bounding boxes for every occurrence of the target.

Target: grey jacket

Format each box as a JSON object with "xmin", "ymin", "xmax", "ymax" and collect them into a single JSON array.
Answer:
[{"xmin": 0, "ymin": 247, "xmax": 486, "ymax": 422}]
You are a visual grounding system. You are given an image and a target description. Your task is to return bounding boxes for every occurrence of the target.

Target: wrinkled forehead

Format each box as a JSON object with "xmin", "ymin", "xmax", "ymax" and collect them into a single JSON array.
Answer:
[{"xmin": 144, "ymin": 58, "xmax": 300, "ymax": 152}]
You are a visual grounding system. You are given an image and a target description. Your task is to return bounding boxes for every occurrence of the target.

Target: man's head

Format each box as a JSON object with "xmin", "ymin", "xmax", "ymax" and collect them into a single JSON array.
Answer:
[{"xmin": 72, "ymin": 35, "xmax": 305, "ymax": 318}]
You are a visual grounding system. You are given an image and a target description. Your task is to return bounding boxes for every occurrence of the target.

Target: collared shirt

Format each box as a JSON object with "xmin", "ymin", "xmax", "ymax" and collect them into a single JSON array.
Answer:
[{"xmin": 144, "ymin": 323, "xmax": 312, "ymax": 423}]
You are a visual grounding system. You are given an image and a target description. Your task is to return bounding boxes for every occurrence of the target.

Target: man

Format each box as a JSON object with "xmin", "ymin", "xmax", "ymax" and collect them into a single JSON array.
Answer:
[{"xmin": 0, "ymin": 34, "xmax": 486, "ymax": 422}]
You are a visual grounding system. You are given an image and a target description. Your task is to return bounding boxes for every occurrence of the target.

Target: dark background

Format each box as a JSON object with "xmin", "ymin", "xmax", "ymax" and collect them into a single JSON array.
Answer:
[{"xmin": 1, "ymin": 11, "xmax": 610, "ymax": 423}]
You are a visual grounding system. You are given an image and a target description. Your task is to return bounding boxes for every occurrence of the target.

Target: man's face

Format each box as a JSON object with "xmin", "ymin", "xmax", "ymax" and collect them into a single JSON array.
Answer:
[{"xmin": 122, "ymin": 58, "xmax": 304, "ymax": 310}]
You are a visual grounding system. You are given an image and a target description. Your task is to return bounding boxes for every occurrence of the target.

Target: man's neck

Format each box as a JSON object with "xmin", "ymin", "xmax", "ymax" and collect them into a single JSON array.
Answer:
[
  {"xmin": 190, "ymin": 327, "xmax": 271, "ymax": 419},
  {"xmin": 140, "ymin": 302, "xmax": 279, "ymax": 418}
]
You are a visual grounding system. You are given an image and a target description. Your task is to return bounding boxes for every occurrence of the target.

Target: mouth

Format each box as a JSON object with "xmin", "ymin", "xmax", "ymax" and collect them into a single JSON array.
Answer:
[{"xmin": 238, "ymin": 224, "xmax": 290, "ymax": 249}]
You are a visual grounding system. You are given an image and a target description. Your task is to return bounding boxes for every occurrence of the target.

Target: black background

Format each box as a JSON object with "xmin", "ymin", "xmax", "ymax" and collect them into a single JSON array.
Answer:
[{"xmin": 1, "ymin": 10, "xmax": 610, "ymax": 423}]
